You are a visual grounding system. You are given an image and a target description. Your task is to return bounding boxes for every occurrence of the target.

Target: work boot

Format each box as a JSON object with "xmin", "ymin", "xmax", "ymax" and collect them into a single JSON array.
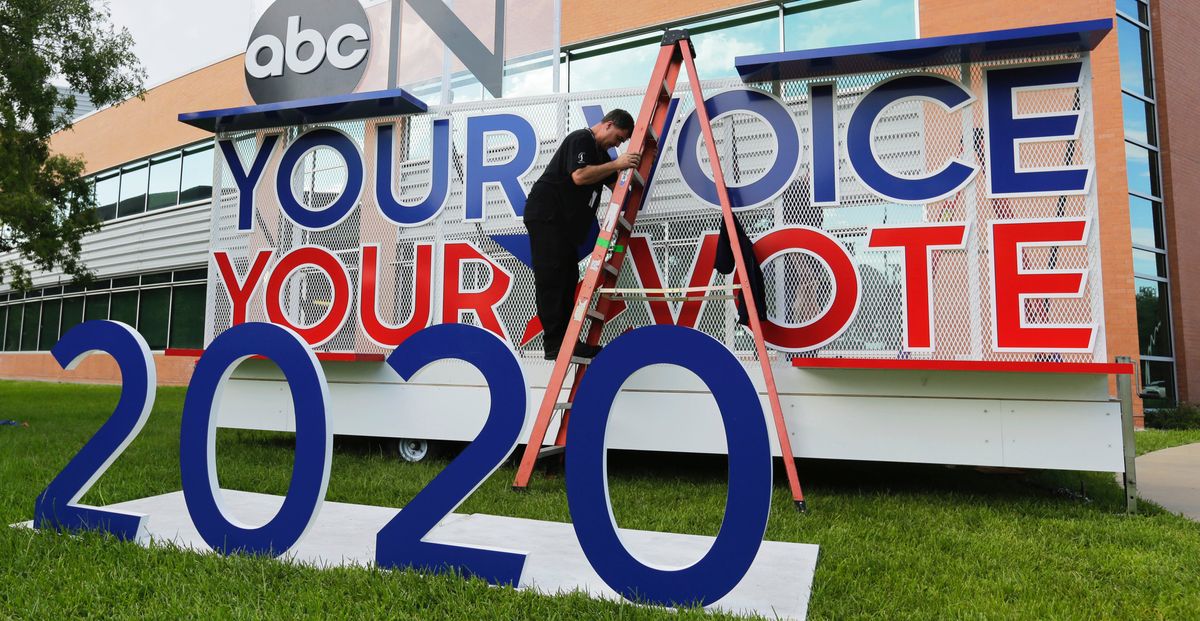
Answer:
[{"xmin": 543, "ymin": 342, "xmax": 603, "ymax": 360}]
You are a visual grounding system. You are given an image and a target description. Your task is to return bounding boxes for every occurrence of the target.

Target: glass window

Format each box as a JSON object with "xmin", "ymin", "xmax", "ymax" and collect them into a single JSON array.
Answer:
[
  {"xmin": 112, "ymin": 276, "xmax": 139, "ymax": 289},
  {"xmin": 109, "ymin": 291, "xmax": 138, "ymax": 327},
  {"xmin": 117, "ymin": 161, "xmax": 149, "ymax": 218},
  {"xmin": 138, "ymin": 288, "xmax": 170, "ymax": 350},
  {"xmin": 60, "ymin": 297, "xmax": 85, "ymax": 336},
  {"xmin": 785, "ymin": 0, "xmax": 916, "ymax": 51},
  {"xmin": 1135, "ymin": 278, "xmax": 1172, "ymax": 357},
  {"xmin": 174, "ymin": 267, "xmax": 207, "ymax": 282},
  {"xmin": 170, "ymin": 285, "xmax": 206, "ymax": 349},
  {"xmin": 688, "ymin": 11, "xmax": 780, "ymax": 80},
  {"xmin": 496, "ymin": 54, "xmax": 556, "ymax": 99},
  {"xmin": 84, "ymin": 294, "xmax": 110, "ymax": 321},
  {"xmin": 180, "ymin": 144, "xmax": 214, "ymax": 204},
  {"xmin": 141, "ymin": 272, "xmax": 172, "ymax": 285},
  {"xmin": 20, "ymin": 302, "xmax": 40, "ymax": 350},
  {"xmin": 1131, "ymin": 248, "xmax": 1166, "ymax": 279},
  {"xmin": 1125, "ymin": 142, "xmax": 1159, "ymax": 198},
  {"xmin": 569, "ymin": 35, "xmax": 661, "ymax": 92},
  {"xmin": 95, "ymin": 171, "xmax": 120, "ymax": 221},
  {"xmin": 4, "ymin": 304, "xmax": 22, "ymax": 351},
  {"xmin": 1121, "ymin": 93, "xmax": 1156, "ymax": 146},
  {"xmin": 1118, "ymin": 17, "xmax": 1152, "ymax": 98},
  {"xmin": 1117, "ymin": 0, "xmax": 1149, "ymax": 27},
  {"xmin": 38, "ymin": 299, "xmax": 61, "ymax": 351},
  {"xmin": 147, "ymin": 152, "xmax": 182, "ymax": 211},
  {"xmin": 1132, "ymin": 248, "xmax": 1167, "ymax": 278},
  {"xmin": 0, "ymin": 306, "xmax": 6, "ymax": 351},
  {"xmin": 87, "ymin": 279, "xmax": 111, "ymax": 291},
  {"xmin": 1128, "ymin": 196, "xmax": 1164, "ymax": 249},
  {"xmin": 1141, "ymin": 359, "xmax": 1175, "ymax": 407}
]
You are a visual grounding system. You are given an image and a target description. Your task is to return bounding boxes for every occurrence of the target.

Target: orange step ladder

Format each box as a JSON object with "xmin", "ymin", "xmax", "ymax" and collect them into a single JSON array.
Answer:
[{"xmin": 512, "ymin": 30, "xmax": 807, "ymax": 512}]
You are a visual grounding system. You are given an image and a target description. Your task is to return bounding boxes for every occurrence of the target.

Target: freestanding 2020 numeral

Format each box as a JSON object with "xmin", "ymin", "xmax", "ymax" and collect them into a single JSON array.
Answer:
[{"xmin": 34, "ymin": 320, "xmax": 157, "ymax": 540}]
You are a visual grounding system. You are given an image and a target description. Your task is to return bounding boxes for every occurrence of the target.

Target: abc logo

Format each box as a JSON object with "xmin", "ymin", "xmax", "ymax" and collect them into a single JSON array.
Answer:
[{"xmin": 244, "ymin": 0, "xmax": 372, "ymax": 104}]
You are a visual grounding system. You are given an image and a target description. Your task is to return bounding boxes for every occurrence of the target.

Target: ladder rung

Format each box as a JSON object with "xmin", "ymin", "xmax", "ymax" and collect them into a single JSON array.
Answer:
[
  {"xmin": 604, "ymin": 263, "xmax": 620, "ymax": 276},
  {"xmin": 586, "ymin": 308, "xmax": 605, "ymax": 321},
  {"xmin": 618, "ymin": 215, "xmax": 632, "ymax": 231},
  {"xmin": 647, "ymin": 124, "xmax": 660, "ymax": 145},
  {"xmin": 553, "ymin": 401, "xmax": 572, "ymax": 410},
  {"xmin": 538, "ymin": 445, "xmax": 566, "ymax": 458},
  {"xmin": 570, "ymin": 356, "xmax": 592, "ymax": 366},
  {"xmin": 631, "ymin": 170, "xmax": 646, "ymax": 187},
  {"xmin": 660, "ymin": 79, "xmax": 671, "ymax": 99}
]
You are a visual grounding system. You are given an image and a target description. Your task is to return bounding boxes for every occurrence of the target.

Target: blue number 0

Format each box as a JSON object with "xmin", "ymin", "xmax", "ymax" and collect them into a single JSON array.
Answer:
[
  {"xmin": 179, "ymin": 322, "xmax": 332, "ymax": 556},
  {"xmin": 376, "ymin": 323, "xmax": 529, "ymax": 586},
  {"xmin": 566, "ymin": 325, "xmax": 773, "ymax": 607},
  {"xmin": 34, "ymin": 321, "xmax": 156, "ymax": 540}
]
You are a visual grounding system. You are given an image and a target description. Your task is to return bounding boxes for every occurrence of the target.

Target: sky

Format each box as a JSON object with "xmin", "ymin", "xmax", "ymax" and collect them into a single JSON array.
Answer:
[{"xmin": 105, "ymin": 0, "xmax": 271, "ymax": 87}]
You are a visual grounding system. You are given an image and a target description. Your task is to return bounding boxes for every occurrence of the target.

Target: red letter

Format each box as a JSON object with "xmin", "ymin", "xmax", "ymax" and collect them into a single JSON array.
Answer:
[
  {"xmin": 754, "ymin": 227, "xmax": 860, "ymax": 351},
  {"xmin": 442, "ymin": 241, "xmax": 513, "ymax": 342},
  {"xmin": 265, "ymin": 246, "xmax": 352, "ymax": 347},
  {"xmin": 990, "ymin": 219, "xmax": 1095, "ymax": 351},
  {"xmin": 214, "ymin": 249, "xmax": 274, "ymax": 325},
  {"xmin": 358, "ymin": 244, "xmax": 434, "ymax": 348},
  {"xmin": 867, "ymin": 223, "xmax": 968, "ymax": 350},
  {"xmin": 626, "ymin": 233, "xmax": 721, "ymax": 328}
]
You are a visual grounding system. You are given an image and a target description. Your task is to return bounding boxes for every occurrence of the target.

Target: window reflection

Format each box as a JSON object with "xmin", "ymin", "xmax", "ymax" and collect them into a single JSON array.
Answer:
[
  {"xmin": 117, "ymin": 162, "xmax": 148, "ymax": 218},
  {"xmin": 1135, "ymin": 278, "xmax": 1171, "ymax": 357},
  {"xmin": 785, "ymin": 0, "xmax": 916, "ymax": 50},
  {"xmin": 1118, "ymin": 18, "xmax": 1152, "ymax": 97},
  {"xmin": 147, "ymin": 153, "xmax": 182, "ymax": 211}
]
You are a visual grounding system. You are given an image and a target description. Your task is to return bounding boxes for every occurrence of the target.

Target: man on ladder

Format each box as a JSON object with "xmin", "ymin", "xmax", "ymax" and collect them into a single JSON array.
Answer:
[{"xmin": 523, "ymin": 109, "xmax": 642, "ymax": 360}]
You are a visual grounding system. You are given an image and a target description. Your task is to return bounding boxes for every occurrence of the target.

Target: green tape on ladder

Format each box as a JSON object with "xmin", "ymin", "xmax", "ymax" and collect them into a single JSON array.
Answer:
[{"xmin": 597, "ymin": 237, "xmax": 624, "ymax": 253}]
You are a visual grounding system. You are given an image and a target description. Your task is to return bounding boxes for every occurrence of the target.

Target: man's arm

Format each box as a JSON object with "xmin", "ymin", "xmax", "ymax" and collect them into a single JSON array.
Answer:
[{"xmin": 572, "ymin": 151, "xmax": 640, "ymax": 186}]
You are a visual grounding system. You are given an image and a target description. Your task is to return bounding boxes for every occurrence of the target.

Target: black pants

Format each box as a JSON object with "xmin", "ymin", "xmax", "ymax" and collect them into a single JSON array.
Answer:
[{"xmin": 525, "ymin": 220, "xmax": 579, "ymax": 355}]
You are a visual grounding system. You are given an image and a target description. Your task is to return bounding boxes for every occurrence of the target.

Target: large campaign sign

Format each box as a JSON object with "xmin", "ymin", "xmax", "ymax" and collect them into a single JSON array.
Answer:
[{"xmin": 206, "ymin": 58, "xmax": 1104, "ymax": 365}]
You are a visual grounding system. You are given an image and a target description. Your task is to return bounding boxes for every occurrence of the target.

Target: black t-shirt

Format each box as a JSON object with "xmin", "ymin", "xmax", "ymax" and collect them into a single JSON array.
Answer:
[{"xmin": 524, "ymin": 128, "xmax": 617, "ymax": 244}]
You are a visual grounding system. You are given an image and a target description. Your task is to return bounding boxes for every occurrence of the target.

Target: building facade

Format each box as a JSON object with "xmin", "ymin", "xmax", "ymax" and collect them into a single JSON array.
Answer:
[{"xmin": 0, "ymin": 0, "xmax": 1190, "ymax": 424}]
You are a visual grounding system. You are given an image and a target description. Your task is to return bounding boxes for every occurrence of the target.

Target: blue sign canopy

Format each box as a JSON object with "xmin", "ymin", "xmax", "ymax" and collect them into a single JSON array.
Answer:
[
  {"xmin": 735, "ymin": 19, "xmax": 1112, "ymax": 83},
  {"xmin": 179, "ymin": 88, "xmax": 428, "ymax": 133}
]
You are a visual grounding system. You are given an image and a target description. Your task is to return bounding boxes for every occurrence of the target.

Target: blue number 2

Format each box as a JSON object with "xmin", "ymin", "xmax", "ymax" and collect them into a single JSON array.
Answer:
[
  {"xmin": 376, "ymin": 323, "xmax": 529, "ymax": 586},
  {"xmin": 34, "ymin": 321, "xmax": 156, "ymax": 540}
]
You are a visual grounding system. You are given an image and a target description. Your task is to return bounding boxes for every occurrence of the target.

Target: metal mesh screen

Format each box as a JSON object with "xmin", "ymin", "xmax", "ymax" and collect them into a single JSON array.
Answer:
[{"xmin": 207, "ymin": 51, "xmax": 1105, "ymax": 364}]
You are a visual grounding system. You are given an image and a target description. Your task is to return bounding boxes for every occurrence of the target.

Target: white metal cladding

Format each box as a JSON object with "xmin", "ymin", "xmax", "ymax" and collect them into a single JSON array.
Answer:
[
  {"xmin": 0, "ymin": 203, "xmax": 212, "ymax": 292},
  {"xmin": 207, "ymin": 50, "xmax": 1105, "ymax": 364}
]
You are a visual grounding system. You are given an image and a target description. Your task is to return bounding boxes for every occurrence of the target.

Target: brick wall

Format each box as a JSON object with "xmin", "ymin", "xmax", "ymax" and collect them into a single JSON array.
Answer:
[
  {"xmin": 1150, "ymin": 0, "xmax": 1200, "ymax": 404},
  {"xmin": 0, "ymin": 353, "xmax": 197, "ymax": 387}
]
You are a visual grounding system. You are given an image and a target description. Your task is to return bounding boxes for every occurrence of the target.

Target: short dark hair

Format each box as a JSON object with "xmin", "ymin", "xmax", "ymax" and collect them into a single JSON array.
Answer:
[{"xmin": 602, "ymin": 109, "xmax": 635, "ymax": 131}]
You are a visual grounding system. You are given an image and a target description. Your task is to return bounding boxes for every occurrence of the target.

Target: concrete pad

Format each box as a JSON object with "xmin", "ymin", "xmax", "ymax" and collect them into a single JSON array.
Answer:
[
  {"xmin": 16, "ymin": 490, "xmax": 818, "ymax": 619},
  {"xmin": 1136, "ymin": 443, "xmax": 1200, "ymax": 520}
]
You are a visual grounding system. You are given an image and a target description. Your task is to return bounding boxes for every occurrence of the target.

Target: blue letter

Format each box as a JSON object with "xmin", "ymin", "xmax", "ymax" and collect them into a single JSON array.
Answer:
[
  {"xmin": 847, "ymin": 74, "xmax": 977, "ymax": 203},
  {"xmin": 375, "ymin": 119, "xmax": 451, "ymax": 227},
  {"xmin": 811, "ymin": 83, "xmax": 838, "ymax": 205},
  {"xmin": 276, "ymin": 128, "xmax": 364, "ymax": 230},
  {"xmin": 986, "ymin": 62, "xmax": 1090, "ymax": 197},
  {"xmin": 220, "ymin": 135, "xmax": 279, "ymax": 231},
  {"xmin": 465, "ymin": 113, "xmax": 537, "ymax": 221},
  {"xmin": 676, "ymin": 89, "xmax": 800, "ymax": 209}
]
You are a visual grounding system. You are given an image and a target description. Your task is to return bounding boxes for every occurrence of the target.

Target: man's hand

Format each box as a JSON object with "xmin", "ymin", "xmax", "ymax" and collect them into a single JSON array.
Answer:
[{"xmin": 616, "ymin": 151, "xmax": 641, "ymax": 169}]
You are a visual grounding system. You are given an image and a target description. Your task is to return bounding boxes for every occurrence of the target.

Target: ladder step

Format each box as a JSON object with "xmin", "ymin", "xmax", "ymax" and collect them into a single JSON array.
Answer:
[
  {"xmin": 647, "ymin": 124, "xmax": 660, "ymax": 145},
  {"xmin": 586, "ymin": 308, "xmax": 605, "ymax": 321},
  {"xmin": 631, "ymin": 170, "xmax": 646, "ymax": 187},
  {"xmin": 604, "ymin": 263, "xmax": 620, "ymax": 276},
  {"xmin": 617, "ymin": 215, "xmax": 633, "ymax": 231},
  {"xmin": 570, "ymin": 356, "xmax": 592, "ymax": 366},
  {"xmin": 553, "ymin": 401, "xmax": 572, "ymax": 410},
  {"xmin": 538, "ymin": 445, "xmax": 566, "ymax": 458}
]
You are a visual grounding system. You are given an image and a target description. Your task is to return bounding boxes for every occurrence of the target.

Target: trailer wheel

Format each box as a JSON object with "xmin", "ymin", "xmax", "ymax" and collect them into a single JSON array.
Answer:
[{"xmin": 397, "ymin": 438, "xmax": 429, "ymax": 462}]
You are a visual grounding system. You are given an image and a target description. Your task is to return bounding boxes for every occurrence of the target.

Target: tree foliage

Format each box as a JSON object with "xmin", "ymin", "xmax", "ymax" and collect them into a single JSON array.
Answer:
[{"xmin": 0, "ymin": 0, "xmax": 145, "ymax": 289}]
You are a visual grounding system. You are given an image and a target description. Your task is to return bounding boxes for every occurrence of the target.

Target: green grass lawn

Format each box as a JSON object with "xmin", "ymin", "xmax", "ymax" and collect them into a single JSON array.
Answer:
[{"xmin": 2, "ymin": 379, "xmax": 1199, "ymax": 620}]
